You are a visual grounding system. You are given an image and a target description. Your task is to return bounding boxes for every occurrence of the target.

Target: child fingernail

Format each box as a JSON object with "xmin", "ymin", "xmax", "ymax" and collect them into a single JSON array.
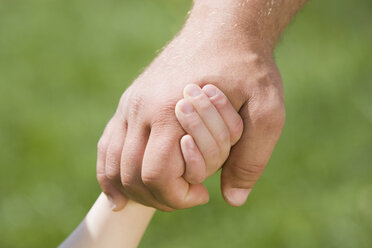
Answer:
[
  {"xmin": 179, "ymin": 99, "xmax": 194, "ymax": 114},
  {"xmin": 203, "ymin": 85, "xmax": 217, "ymax": 98},
  {"xmin": 186, "ymin": 135, "xmax": 195, "ymax": 149},
  {"xmin": 185, "ymin": 84, "xmax": 201, "ymax": 97}
]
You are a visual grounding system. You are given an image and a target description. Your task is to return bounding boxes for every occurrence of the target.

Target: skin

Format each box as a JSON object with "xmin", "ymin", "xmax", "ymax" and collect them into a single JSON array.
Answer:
[
  {"xmin": 176, "ymin": 84, "xmax": 244, "ymax": 184},
  {"xmin": 60, "ymin": 195, "xmax": 155, "ymax": 248},
  {"xmin": 97, "ymin": 0, "xmax": 308, "ymax": 211},
  {"xmin": 61, "ymin": 86, "xmax": 242, "ymax": 247}
]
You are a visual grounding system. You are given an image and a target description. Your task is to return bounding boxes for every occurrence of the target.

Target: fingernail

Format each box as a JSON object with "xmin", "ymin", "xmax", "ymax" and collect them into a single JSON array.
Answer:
[
  {"xmin": 224, "ymin": 188, "xmax": 251, "ymax": 207},
  {"xmin": 203, "ymin": 85, "xmax": 217, "ymax": 98},
  {"xmin": 185, "ymin": 84, "xmax": 201, "ymax": 97},
  {"xmin": 106, "ymin": 194, "xmax": 117, "ymax": 210},
  {"xmin": 185, "ymin": 136, "xmax": 195, "ymax": 149},
  {"xmin": 179, "ymin": 99, "xmax": 194, "ymax": 114}
]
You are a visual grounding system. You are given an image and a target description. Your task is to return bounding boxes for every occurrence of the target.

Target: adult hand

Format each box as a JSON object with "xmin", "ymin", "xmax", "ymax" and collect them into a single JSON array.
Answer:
[{"xmin": 97, "ymin": 0, "xmax": 291, "ymax": 211}]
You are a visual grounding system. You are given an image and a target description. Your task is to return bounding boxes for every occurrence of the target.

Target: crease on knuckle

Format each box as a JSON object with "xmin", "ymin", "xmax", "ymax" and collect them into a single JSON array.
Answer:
[
  {"xmin": 159, "ymin": 99, "xmax": 177, "ymax": 114},
  {"xmin": 141, "ymin": 168, "xmax": 164, "ymax": 187},
  {"xmin": 231, "ymin": 162, "xmax": 266, "ymax": 184},
  {"xmin": 104, "ymin": 147, "xmax": 123, "ymax": 182},
  {"xmin": 105, "ymin": 164, "xmax": 120, "ymax": 181},
  {"xmin": 104, "ymin": 150, "xmax": 121, "ymax": 181},
  {"xmin": 97, "ymin": 138, "xmax": 108, "ymax": 154},
  {"xmin": 172, "ymin": 198, "xmax": 187, "ymax": 210},
  {"xmin": 128, "ymin": 94, "xmax": 146, "ymax": 119},
  {"xmin": 151, "ymin": 100, "xmax": 179, "ymax": 128},
  {"xmin": 120, "ymin": 172, "xmax": 132, "ymax": 189},
  {"xmin": 185, "ymin": 173, "xmax": 203, "ymax": 185},
  {"xmin": 105, "ymin": 145, "xmax": 122, "ymax": 162},
  {"xmin": 195, "ymin": 98, "xmax": 212, "ymax": 112},
  {"xmin": 163, "ymin": 191, "xmax": 188, "ymax": 210},
  {"xmin": 252, "ymin": 101, "xmax": 285, "ymax": 133},
  {"xmin": 183, "ymin": 115, "xmax": 202, "ymax": 131},
  {"xmin": 120, "ymin": 172, "xmax": 143, "ymax": 194},
  {"xmin": 96, "ymin": 172, "xmax": 108, "ymax": 186},
  {"xmin": 211, "ymin": 92, "xmax": 229, "ymax": 108},
  {"xmin": 120, "ymin": 179, "xmax": 134, "ymax": 192}
]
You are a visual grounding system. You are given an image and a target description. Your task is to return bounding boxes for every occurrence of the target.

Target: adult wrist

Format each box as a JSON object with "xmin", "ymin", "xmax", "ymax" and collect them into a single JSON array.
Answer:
[{"xmin": 189, "ymin": 0, "xmax": 283, "ymax": 54}]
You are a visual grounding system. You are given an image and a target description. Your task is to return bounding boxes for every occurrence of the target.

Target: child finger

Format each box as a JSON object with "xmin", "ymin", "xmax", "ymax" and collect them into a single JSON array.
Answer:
[
  {"xmin": 180, "ymin": 134, "xmax": 206, "ymax": 184},
  {"xmin": 202, "ymin": 84, "xmax": 244, "ymax": 145},
  {"xmin": 175, "ymin": 99, "xmax": 220, "ymax": 176}
]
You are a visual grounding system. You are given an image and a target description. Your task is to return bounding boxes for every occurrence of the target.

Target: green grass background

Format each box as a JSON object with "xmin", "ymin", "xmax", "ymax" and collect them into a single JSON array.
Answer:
[{"xmin": 1, "ymin": 0, "xmax": 371, "ymax": 247}]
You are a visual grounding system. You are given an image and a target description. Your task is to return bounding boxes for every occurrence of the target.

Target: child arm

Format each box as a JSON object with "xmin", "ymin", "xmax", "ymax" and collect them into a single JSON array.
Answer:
[{"xmin": 59, "ymin": 193, "xmax": 155, "ymax": 248}]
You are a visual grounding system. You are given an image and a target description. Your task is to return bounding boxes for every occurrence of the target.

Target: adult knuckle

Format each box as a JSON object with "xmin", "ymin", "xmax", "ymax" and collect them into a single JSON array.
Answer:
[
  {"xmin": 255, "ymin": 105, "xmax": 275, "ymax": 123},
  {"xmin": 185, "ymin": 174, "xmax": 203, "ymax": 185},
  {"xmin": 105, "ymin": 165, "xmax": 120, "ymax": 181},
  {"xmin": 119, "ymin": 90, "xmax": 129, "ymax": 104},
  {"xmin": 97, "ymin": 138, "xmax": 108, "ymax": 154},
  {"xmin": 120, "ymin": 173, "xmax": 142, "ymax": 195},
  {"xmin": 149, "ymin": 139, "xmax": 173, "ymax": 163},
  {"xmin": 254, "ymin": 100, "xmax": 285, "ymax": 131},
  {"xmin": 104, "ymin": 148, "xmax": 121, "ymax": 180},
  {"xmin": 231, "ymin": 162, "xmax": 266, "ymax": 183},
  {"xmin": 104, "ymin": 157, "xmax": 121, "ymax": 180},
  {"xmin": 159, "ymin": 98, "xmax": 177, "ymax": 113},
  {"xmin": 275, "ymin": 104, "xmax": 286, "ymax": 128},
  {"xmin": 120, "ymin": 177, "xmax": 134, "ymax": 192},
  {"xmin": 105, "ymin": 146, "xmax": 122, "ymax": 163},
  {"xmin": 151, "ymin": 100, "xmax": 179, "ymax": 127},
  {"xmin": 141, "ymin": 168, "xmax": 163, "ymax": 187},
  {"xmin": 155, "ymin": 96, "xmax": 178, "ymax": 114},
  {"xmin": 172, "ymin": 199, "xmax": 187, "ymax": 210},
  {"xmin": 120, "ymin": 173, "xmax": 131, "ymax": 188},
  {"xmin": 163, "ymin": 193, "xmax": 186, "ymax": 210},
  {"xmin": 96, "ymin": 172, "xmax": 108, "ymax": 186},
  {"xmin": 128, "ymin": 94, "xmax": 146, "ymax": 119}
]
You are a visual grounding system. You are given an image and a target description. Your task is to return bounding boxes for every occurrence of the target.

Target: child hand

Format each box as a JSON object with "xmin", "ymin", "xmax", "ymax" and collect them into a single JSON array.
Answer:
[{"xmin": 175, "ymin": 84, "xmax": 244, "ymax": 184}]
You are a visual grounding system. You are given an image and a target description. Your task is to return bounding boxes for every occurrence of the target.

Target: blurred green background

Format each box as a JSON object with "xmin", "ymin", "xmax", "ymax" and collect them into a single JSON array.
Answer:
[{"xmin": 1, "ymin": 0, "xmax": 371, "ymax": 247}]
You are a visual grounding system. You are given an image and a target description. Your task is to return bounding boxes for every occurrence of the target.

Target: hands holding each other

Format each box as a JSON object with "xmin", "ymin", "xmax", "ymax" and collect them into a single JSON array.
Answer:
[
  {"xmin": 98, "ymin": 72, "xmax": 283, "ymax": 212},
  {"xmin": 97, "ymin": 1, "xmax": 286, "ymax": 211},
  {"xmin": 98, "ymin": 83, "xmax": 245, "ymax": 211}
]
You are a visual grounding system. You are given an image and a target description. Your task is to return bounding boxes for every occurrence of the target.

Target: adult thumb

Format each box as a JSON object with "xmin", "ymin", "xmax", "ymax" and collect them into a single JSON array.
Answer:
[{"xmin": 221, "ymin": 99, "xmax": 285, "ymax": 206}]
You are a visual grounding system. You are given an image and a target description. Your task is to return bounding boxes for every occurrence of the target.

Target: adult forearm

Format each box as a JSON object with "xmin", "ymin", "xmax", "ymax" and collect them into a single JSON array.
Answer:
[{"xmin": 190, "ymin": 0, "xmax": 308, "ymax": 53}]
